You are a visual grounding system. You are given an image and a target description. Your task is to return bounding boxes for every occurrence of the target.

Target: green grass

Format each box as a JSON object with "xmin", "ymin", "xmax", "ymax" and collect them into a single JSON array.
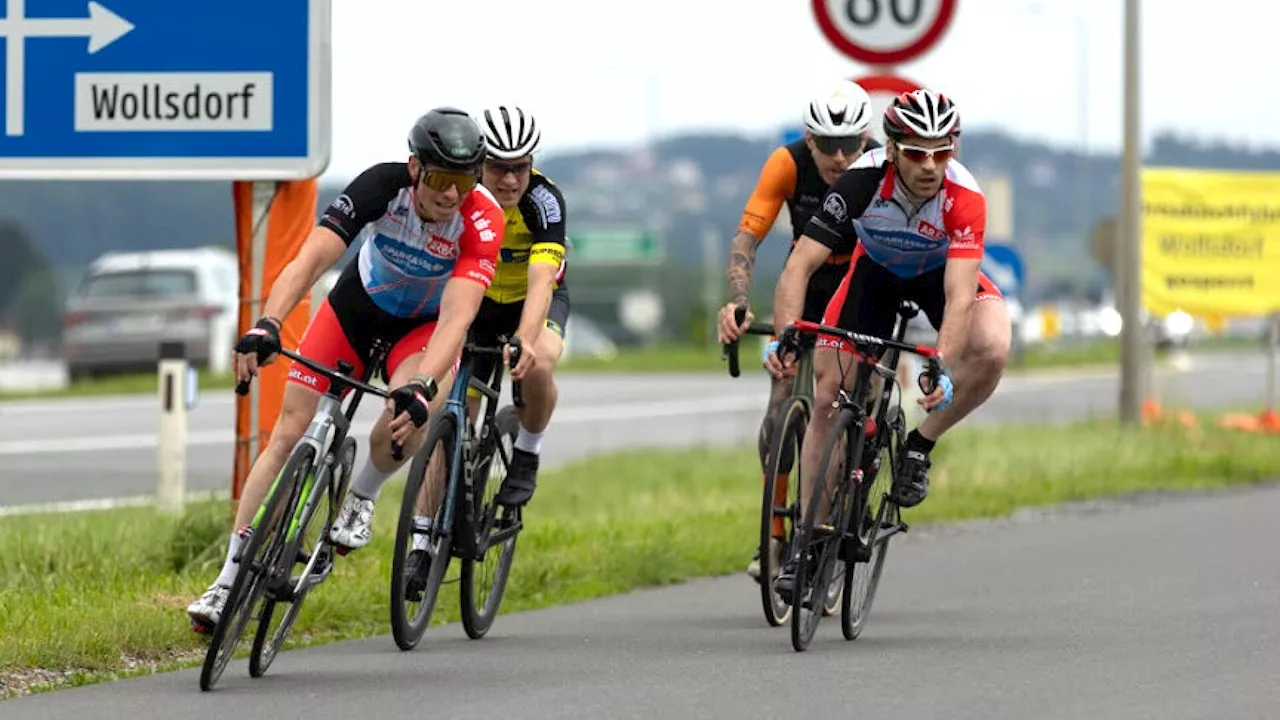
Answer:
[
  {"xmin": 2, "ymin": 411, "xmax": 1278, "ymax": 697},
  {"xmin": 1008, "ymin": 334, "xmax": 1263, "ymax": 372},
  {"xmin": 2, "ymin": 334, "xmax": 1265, "ymax": 402}
]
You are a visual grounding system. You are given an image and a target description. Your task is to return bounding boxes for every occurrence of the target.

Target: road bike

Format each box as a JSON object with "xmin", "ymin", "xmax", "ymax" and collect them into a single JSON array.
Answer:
[
  {"xmin": 199, "ymin": 339, "xmax": 411, "ymax": 691},
  {"xmin": 773, "ymin": 300, "xmax": 941, "ymax": 651},
  {"xmin": 722, "ymin": 307, "xmax": 843, "ymax": 626},
  {"xmin": 389, "ymin": 335, "xmax": 525, "ymax": 649}
]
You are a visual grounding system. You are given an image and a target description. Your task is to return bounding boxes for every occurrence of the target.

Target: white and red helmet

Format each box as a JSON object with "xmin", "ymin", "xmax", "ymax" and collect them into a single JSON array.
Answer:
[{"xmin": 882, "ymin": 89, "xmax": 961, "ymax": 141}]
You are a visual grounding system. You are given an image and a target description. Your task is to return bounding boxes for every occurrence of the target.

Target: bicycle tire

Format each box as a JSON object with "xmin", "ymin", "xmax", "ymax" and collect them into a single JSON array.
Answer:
[
  {"xmin": 791, "ymin": 406, "xmax": 859, "ymax": 652},
  {"xmin": 759, "ymin": 397, "xmax": 807, "ymax": 627},
  {"xmin": 390, "ymin": 413, "xmax": 458, "ymax": 651},
  {"xmin": 460, "ymin": 405, "xmax": 521, "ymax": 639},
  {"xmin": 250, "ymin": 436, "xmax": 355, "ymax": 675},
  {"xmin": 199, "ymin": 442, "xmax": 312, "ymax": 691},
  {"xmin": 841, "ymin": 404, "xmax": 903, "ymax": 640}
]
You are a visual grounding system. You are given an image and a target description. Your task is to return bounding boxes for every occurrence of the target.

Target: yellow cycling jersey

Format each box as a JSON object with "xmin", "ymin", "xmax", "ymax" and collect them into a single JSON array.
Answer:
[{"xmin": 486, "ymin": 170, "xmax": 569, "ymax": 304}]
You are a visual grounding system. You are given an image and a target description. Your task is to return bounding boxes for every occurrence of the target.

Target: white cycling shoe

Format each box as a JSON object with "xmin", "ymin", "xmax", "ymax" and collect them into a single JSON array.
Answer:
[
  {"xmin": 187, "ymin": 584, "xmax": 230, "ymax": 630},
  {"xmin": 329, "ymin": 493, "xmax": 375, "ymax": 551}
]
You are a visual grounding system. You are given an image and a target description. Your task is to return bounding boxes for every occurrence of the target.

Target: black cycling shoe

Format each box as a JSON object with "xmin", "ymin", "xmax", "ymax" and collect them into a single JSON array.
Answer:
[
  {"xmin": 891, "ymin": 449, "xmax": 931, "ymax": 508},
  {"xmin": 774, "ymin": 559, "xmax": 799, "ymax": 605},
  {"xmin": 403, "ymin": 549, "xmax": 432, "ymax": 602},
  {"xmin": 495, "ymin": 448, "xmax": 539, "ymax": 507}
]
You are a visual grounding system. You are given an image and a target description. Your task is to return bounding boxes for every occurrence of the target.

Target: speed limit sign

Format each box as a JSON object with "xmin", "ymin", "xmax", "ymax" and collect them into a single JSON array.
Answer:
[{"xmin": 813, "ymin": 0, "xmax": 958, "ymax": 66}]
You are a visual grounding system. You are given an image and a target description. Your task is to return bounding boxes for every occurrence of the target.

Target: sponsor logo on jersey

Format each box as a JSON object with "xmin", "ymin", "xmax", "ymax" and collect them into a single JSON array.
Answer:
[
  {"xmin": 376, "ymin": 237, "xmax": 453, "ymax": 275},
  {"xmin": 866, "ymin": 229, "xmax": 940, "ymax": 252},
  {"xmin": 950, "ymin": 225, "xmax": 980, "ymax": 251},
  {"xmin": 426, "ymin": 236, "xmax": 459, "ymax": 259},
  {"xmin": 822, "ymin": 193, "xmax": 848, "ymax": 224},
  {"xmin": 529, "ymin": 184, "xmax": 562, "ymax": 225},
  {"xmin": 917, "ymin": 221, "xmax": 945, "ymax": 240},
  {"xmin": 331, "ymin": 193, "xmax": 356, "ymax": 218}
]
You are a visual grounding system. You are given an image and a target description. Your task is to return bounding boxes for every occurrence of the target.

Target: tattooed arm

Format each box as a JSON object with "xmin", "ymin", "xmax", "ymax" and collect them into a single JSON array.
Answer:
[
  {"xmin": 717, "ymin": 148, "xmax": 797, "ymax": 343},
  {"xmin": 727, "ymin": 230, "xmax": 763, "ymax": 309}
]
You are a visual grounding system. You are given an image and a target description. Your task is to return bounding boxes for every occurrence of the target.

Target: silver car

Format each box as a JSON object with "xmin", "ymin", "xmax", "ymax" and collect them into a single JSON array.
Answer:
[{"xmin": 61, "ymin": 248, "xmax": 239, "ymax": 381}]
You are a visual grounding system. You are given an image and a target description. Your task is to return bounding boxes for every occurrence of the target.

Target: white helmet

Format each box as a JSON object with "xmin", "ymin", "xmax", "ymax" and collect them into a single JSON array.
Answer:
[
  {"xmin": 479, "ymin": 105, "xmax": 541, "ymax": 159},
  {"xmin": 804, "ymin": 80, "xmax": 873, "ymax": 137}
]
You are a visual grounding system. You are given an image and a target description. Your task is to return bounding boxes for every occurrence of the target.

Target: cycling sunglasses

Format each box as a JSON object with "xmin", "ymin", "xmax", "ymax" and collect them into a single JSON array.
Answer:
[
  {"xmin": 812, "ymin": 135, "xmax": 864, "ymax": 156},
  {"xmin": 420, "ymin": 168, "xmax": 479, "ymax": 193},
  {"xmin": 896, "ymin": 143, "xmax": 956, "ymax": 164},
  {"xmin": 485, "ymin": 159, "xmax": 533, "ymax": 177}
]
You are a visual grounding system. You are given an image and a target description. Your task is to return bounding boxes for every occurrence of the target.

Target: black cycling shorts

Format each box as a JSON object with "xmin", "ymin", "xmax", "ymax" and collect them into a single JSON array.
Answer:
[
  {"xmin": 468, "ymin": 284, "xmax": 571, "ymax": 385},
  {"xmin": 821, "ymin": 247, "xmax": 1003, "ymax": 346},
  {"xmin": 803, "ymin": 262, "xmax": 848, "ymax": 323}
]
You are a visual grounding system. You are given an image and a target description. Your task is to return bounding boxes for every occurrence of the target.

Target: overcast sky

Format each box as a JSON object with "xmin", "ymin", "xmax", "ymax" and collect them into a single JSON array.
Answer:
[{"xmin": 321, "ymin": 0, "xmax": 1280, "ymax": 180}]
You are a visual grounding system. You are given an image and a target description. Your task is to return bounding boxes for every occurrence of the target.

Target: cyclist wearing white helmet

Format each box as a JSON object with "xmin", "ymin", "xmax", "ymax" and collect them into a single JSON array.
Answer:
[
  {"xmin": 716, "ymin": 79, "xmax": 880, "ymax": 583},
  {"xmin": 766, "ymin": 88, "xmax": 1013, "ymax": 599},
  {"xmin": 464, "ymin": 104, "xmax": 571, "ymax": 509}
]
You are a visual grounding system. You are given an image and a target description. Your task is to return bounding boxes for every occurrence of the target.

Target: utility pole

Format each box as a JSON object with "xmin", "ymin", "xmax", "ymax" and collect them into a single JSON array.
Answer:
[{"xmin": 1118, "ymin": 0, "xmax": 1150, "ymax": 423}]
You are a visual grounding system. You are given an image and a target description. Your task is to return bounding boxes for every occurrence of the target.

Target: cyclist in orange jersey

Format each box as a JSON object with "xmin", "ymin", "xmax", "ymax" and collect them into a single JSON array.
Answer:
[{"xmin": 716, "ymin": 79, "xmax": 879, "ymax": 583}]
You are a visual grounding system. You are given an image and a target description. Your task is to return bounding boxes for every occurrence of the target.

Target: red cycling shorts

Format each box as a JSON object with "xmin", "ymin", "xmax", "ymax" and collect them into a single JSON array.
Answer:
[{"xmin": 287, "ymin": 298, "xmax": 439, "ymax": 396}]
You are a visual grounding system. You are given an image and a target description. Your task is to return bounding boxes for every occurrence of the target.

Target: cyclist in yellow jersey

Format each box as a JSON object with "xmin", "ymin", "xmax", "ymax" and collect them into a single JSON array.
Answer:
[{"xmin": 469, "ymin": 104, "xmax": 570, "ymax": 507}]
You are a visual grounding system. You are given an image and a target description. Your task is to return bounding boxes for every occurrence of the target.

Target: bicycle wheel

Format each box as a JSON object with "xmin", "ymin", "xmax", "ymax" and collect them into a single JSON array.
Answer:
[
  {"xmin": 390, "ymin": 413, "xmax": 458, "ymax": 651},
  {"xmin": 841, "ymin": 404, "xmax": 903, "ymax": 640},
  {"xmin": 790, "ymin": 407, "xmax": 859, "ymax": 652},
  {"xmin": 460, "ymin": 404, "xmax": 521, "ymax": 639},
  {"xmin": 250, "ymin": 436, "xmax": 355, "ymax": 676},
  {"xmin": 199, "ymin": 442, "xmax": 313, "ymax": 691},
  {"xmin": 759, "ymin": 397, "xmax": 807, "ymax": 627}
]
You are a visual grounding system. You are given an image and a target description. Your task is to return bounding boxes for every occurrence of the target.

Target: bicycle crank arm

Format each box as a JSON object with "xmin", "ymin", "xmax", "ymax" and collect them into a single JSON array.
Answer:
[
  {"xmin": 290, "ymin": 543, "xmax": 335, "ymax": 597},
  {"xmin": 483, "ymin": 519, "xmax": 523, "ymax": 550}
]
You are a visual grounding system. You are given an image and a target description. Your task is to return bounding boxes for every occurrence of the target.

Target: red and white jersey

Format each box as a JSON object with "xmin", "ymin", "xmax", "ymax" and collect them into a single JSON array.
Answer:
[
  {"xmin": 804, "ymin": 147, "xmax": 986, "ymax": 279},
  {"xmin": 318, "ymin": 162, "xmax": 503, "ymax": 318}
]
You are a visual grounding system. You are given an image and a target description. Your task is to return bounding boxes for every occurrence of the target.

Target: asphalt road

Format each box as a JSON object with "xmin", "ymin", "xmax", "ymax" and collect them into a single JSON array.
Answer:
[
  {"xmin": 5, "ymin": 478, "xmax": 1277, "ymax": 718},
  {"xmin": 0, "ymin": 351, "xmax": 1274, "ymax": 509}
]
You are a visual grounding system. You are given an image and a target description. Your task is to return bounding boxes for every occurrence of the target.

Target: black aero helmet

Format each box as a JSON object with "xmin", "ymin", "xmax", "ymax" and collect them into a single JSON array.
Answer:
[{"xmin": 407, "ymin": 107, "xmax": 486, "ymax": 171}]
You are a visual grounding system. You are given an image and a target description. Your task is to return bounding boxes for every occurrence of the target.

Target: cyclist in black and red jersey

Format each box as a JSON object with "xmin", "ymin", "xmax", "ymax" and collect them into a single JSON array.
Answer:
[
  {"xmin": 715, "ymin": 79, "xmax": 879, "ymax": 582},
  {"xmin": 187, "ymin": 107, "xmax": 505, "ymax": 632},
  {"xmin": 766, "ymin": 89, "xmax": 1013, "ymax": 597}
]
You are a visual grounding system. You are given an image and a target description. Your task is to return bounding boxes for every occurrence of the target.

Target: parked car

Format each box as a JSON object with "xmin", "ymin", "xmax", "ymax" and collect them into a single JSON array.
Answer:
[{"xmin": 61, "ymin": 247, "xmax": 239, "ymax": 380}]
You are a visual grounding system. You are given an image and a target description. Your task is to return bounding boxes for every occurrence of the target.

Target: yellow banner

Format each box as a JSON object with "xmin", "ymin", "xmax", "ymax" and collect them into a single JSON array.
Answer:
[{"xmin": 1142, "ymin": 167, "xmax": 1280, "ymax": 317}]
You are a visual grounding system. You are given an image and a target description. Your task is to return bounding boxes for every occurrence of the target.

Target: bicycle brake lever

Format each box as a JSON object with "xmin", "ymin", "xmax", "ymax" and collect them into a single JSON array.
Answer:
[
  {"xmin": 723, "ymin": 306, "xmax": 747, "ymax": 378},
  {"xmin": 917, "ymin": 357, "xmax": 942, "ymax": 395}
]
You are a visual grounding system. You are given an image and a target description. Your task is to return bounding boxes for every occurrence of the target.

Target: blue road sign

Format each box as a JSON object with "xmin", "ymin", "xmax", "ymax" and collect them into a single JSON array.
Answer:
[
  {"xmin": 982, "ymin": 242, "xmax": 1025, "ymax": 297},
  {"xmin": 780, "ymin": 125, "xmax": 804, "ymax": 145},
  {"xmin": 0, "ymin": 0, "xmax": 329, "ymax": 180}
]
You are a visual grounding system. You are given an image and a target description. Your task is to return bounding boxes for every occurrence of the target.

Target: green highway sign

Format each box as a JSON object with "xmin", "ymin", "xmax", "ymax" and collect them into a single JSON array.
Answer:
[{"xmin": 569, "ymin": 229, "xmax": 664, "ymax": 264}]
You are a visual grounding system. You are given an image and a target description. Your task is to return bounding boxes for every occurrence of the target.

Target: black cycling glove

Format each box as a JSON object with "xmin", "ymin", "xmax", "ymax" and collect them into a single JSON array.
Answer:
[
  {"xmin": 389, "ymin": 381, "xmax": 432, "ymax": 428},
  {"xmin": 234, "ymin": 317, "xmax": 282, "ymax": 363}
]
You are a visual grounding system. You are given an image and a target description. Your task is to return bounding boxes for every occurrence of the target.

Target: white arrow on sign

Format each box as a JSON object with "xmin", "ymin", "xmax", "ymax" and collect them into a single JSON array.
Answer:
[{"xmin": 0, "ymin": 0, "xmax": 135, "ymax": 137}]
